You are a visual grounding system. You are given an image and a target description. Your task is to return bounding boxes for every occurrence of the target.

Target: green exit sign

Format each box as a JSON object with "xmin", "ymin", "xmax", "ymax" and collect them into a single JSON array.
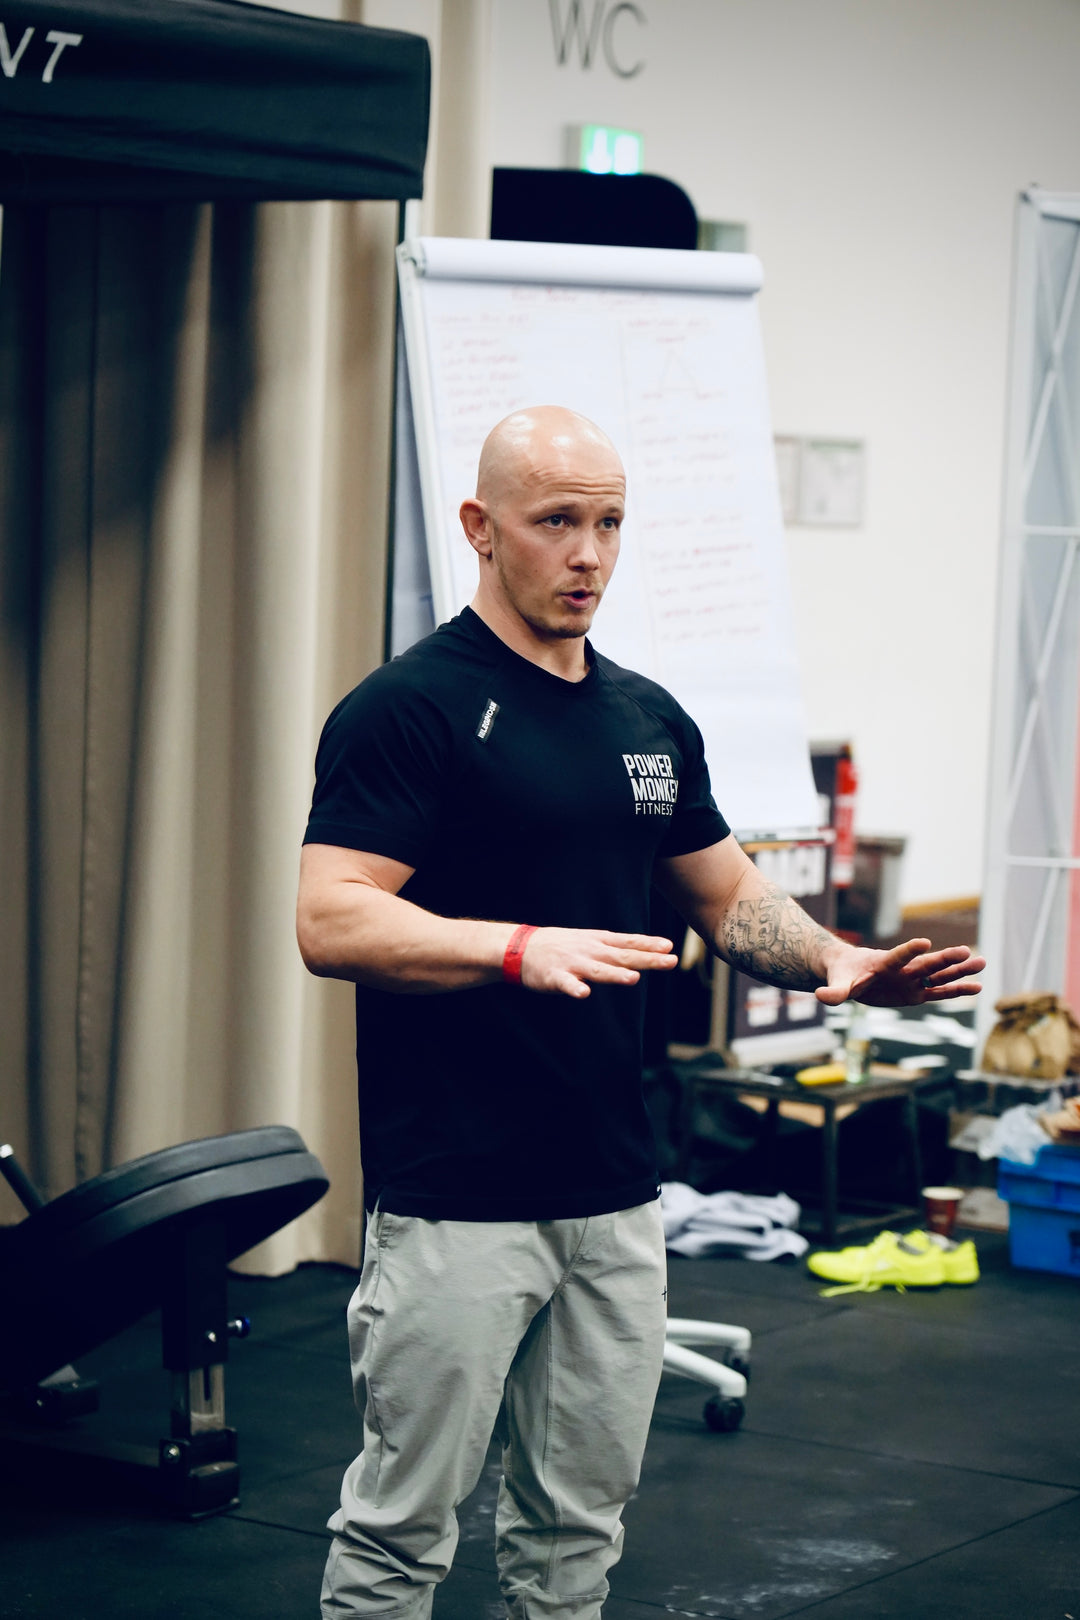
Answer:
[{"xmin": 568, "ymin": 124, "xmax": 644, "ymax": 175}]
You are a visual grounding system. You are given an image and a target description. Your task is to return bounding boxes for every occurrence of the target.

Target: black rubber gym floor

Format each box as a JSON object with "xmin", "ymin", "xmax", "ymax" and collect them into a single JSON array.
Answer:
[{"xmin": 3, "ymin": 1232, "xmax": 1078, "ymax": 1618}]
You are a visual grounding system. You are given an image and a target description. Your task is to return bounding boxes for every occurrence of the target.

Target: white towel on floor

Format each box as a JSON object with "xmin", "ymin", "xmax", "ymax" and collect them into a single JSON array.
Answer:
[{"xmin": 660, "ymin": 1181, "xmax": 809, "ymax": 1261}]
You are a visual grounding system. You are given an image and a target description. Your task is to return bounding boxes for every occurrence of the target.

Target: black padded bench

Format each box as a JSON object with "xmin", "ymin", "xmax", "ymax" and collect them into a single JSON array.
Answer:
[{"xmin": 0, "ymin": 1126, "xmax": 328, "ymax": 1516}]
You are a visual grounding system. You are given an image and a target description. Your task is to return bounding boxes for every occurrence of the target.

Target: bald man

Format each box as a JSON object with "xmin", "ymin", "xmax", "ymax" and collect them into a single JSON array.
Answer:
[{"xmin": 298, "ymin": 407, "xmax": 982, "ymax": 1619}]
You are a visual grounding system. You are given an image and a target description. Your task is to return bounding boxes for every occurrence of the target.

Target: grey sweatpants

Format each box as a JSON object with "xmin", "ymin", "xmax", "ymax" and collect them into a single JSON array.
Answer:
[{"xmin": 320, "ymin": 1199, "xmax": 668, "ymax": 1620}]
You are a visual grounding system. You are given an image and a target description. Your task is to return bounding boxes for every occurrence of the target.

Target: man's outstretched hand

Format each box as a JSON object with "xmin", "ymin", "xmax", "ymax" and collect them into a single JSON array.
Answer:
[
  {"xmin": 815, "ymin": 937, "xmax": 985, "ymax": 1008},
  {"xmin": 520, "ymin": 928, "xmax": 678, "ymax": 999}
]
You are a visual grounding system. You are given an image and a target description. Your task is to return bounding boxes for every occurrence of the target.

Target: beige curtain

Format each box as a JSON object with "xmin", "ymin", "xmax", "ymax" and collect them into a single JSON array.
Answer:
[
  {"xmin": 0, "ymin": 195, "xmax": 399, "ymax": 1271},
  {"xmin": 0, "ymin": 0, "xmax": 490, "ymax": 1271}
]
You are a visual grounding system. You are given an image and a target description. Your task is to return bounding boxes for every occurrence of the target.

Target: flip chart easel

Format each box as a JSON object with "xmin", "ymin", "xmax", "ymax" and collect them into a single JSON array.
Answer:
[{"xmin": 391, "ymin": 236, "xmax": 819, "ymax": 842}]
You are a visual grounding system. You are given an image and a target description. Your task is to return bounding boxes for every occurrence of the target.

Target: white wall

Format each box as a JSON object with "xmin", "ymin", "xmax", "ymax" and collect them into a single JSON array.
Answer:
[{"xmin": 487, "ymin": 0, "xmax": 1080, "ymax": 903}]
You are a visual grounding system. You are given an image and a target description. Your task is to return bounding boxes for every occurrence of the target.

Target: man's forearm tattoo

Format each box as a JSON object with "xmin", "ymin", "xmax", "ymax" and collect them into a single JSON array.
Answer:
[{"xmin": 721, "ymin": 880, "xmax": 835, "ymax": 990}]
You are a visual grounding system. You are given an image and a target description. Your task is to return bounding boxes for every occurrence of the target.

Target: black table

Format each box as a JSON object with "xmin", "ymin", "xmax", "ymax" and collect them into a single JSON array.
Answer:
[{"xmin": 673, "ymin": 1059, "xmax": 938, "ymax": 1246}]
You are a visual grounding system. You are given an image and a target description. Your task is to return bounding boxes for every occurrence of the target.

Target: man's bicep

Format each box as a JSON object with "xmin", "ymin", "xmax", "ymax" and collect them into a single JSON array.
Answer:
[
  {"xmin": 655, "ymin": 835, "xmax": 758, "ymax": 936},
  {"xmin": 296, "ymin": 845, "xmax": 418, "ymax": 977},
  {"xmin": 299, "ymin": 843, "xmax": 416, "ymax": 899}
]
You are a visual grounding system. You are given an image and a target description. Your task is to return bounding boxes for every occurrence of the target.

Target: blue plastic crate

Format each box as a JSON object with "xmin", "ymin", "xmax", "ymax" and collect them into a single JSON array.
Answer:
[{"xmin": 998, "ymin": 1145, "xmax": 1080, "ymax": 1277}]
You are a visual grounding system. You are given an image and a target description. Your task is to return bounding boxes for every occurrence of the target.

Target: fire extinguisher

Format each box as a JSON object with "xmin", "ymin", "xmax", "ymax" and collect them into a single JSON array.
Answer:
[{"xmin": 833, "ymin": 748, "xmax": 858, "ymax": 888}]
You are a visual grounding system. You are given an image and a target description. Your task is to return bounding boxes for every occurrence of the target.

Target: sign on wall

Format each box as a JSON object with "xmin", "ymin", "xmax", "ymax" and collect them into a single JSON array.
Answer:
[{"xmin": 548, "ymin": 0, "xmax": 646, "ymax": 78}]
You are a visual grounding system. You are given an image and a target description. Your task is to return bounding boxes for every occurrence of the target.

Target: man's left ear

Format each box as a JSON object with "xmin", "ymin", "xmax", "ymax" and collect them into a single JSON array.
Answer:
[{"xmin": 460, "ymin": 498, "xmax": 493, "ymax": 558}]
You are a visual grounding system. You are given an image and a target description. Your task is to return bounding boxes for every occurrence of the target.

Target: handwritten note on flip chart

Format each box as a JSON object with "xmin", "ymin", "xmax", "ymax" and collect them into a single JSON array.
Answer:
[{"xmin": 397, "ymin": 241, "xmax": 819, "ymax": 836}]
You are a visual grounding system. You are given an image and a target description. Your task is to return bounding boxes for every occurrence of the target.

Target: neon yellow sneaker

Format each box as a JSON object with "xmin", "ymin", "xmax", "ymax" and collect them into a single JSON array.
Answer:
[
  {"xmin": 840, "ymin": 1228, "xmax": 981, "ymax": 1285},
  {"xmin": 808, "ymin": 1230, "xmax": 980, "ymax": 1293},
  {"xmin": 807, "ymin": 1231, "xmax": 946, "ymax": 1294}
]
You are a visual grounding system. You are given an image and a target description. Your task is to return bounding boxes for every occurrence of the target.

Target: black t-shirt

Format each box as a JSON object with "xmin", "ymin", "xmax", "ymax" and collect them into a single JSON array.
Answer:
[{"xmin": 304, "ymin": 608, "xmax": 730, "ymax": 1220}]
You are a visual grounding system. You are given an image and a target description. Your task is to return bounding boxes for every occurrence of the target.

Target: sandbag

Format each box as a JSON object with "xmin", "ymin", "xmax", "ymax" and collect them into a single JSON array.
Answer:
[{"xmin": 981, "ymin": 990, "xmax": 1080, "ymax": 1080}]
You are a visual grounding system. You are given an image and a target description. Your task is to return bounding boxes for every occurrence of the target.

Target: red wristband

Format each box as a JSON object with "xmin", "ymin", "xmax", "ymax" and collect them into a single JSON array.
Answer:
[{"xmin": 502, "ymin": 924, "xmax": 539, "ymax": 986}]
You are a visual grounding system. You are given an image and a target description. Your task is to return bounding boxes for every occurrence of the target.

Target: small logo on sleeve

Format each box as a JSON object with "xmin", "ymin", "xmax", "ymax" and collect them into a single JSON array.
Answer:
[
  {"xmin": 622, "ymin": 752, "xmax": 679, "ymax": 815},
  {"xmin": 476, "ymin": 699, "xmax": 500, "ymax": 741}
]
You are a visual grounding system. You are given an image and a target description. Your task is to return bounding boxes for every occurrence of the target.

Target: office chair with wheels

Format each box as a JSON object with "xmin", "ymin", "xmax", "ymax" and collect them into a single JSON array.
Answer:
[{"xmin": 663, "ymin": 1316, "xmax": 750, "ymax": 1431}]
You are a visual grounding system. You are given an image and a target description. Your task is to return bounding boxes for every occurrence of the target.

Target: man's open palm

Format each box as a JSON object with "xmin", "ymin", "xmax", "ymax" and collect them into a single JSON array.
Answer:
[{"xmin": 815, "ymin": 937, "xmax": 985, "ymax": 1008}]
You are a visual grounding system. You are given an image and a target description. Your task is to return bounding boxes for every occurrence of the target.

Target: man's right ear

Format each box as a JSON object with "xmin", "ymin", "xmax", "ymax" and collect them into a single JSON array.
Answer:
[{"xmin": 459, "ymin": 498, "xmax": 494, "ymax": 558}]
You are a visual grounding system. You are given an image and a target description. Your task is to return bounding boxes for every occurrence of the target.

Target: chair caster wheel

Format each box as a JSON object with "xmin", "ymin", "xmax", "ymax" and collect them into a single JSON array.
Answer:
[
  {"xmin": 704, "ymin": 1394, "xmax": 745, "ymax": 1433},
  {"xmin": 724, "ymin": 1352, "xmax": 750, "ymax": 1381}
]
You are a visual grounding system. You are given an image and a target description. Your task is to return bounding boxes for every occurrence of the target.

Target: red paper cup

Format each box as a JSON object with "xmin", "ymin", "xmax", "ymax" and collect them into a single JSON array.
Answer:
[{"xmin": 922, "ymin": 1185, "xmax": 963, "ymax": 1238}]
